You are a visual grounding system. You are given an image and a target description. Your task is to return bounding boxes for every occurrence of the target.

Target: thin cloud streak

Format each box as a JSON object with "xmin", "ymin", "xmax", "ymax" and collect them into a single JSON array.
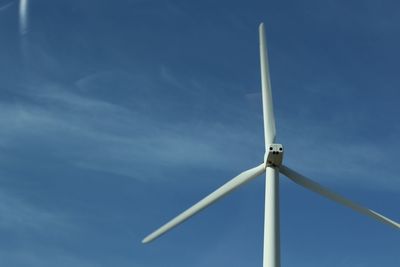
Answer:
[
  {"xmin": 0, "ymin": 1, "xmax": 14, "ymax": 11},
  {"xmin": 0, "ymin": 189, "xmax": 71, "ymax": 233},
  {"xmin": 0, "ymin": 248, "xmax": 98, "ymax": 267},
  {"xmin": 19, "ymin": 0, "xmax": 29, "ymax": 35},
  {"xmin": 2, "ymin": 79, "xmax": 399, "ymax": 192},
  {"xmin": 0, "ymin": 82, "xmax": 260, "ymax": 181}
]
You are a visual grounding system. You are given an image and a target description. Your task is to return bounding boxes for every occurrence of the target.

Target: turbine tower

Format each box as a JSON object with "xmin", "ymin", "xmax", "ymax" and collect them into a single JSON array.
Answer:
[{"xmin": 142, "ymin": 23, "xmax": 399, "ymax": 267}]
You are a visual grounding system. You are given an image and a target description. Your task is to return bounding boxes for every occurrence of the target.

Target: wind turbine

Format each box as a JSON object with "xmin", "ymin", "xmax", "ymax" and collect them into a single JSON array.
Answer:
[{"xmin": 142, "ymin": 23, "xmax": 399, "ymax": 267}]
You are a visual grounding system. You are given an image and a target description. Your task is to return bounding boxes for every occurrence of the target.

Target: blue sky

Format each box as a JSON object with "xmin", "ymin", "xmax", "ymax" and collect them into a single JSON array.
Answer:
[{"xmin": 0, "ymin": 0, "xmax": 399, "ymax": 266}]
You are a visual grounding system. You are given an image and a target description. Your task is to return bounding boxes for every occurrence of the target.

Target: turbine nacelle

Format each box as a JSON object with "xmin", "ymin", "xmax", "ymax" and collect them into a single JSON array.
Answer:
[{"xmin": 265, "ymin": 144, "xmax": 284, "ymax": 167}]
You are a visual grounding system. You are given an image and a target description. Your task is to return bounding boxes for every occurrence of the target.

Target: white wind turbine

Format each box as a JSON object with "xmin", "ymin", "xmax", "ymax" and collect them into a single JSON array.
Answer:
[{"xmin": 142, "ymin": 23, "xmax": 400, "ymax": 267}]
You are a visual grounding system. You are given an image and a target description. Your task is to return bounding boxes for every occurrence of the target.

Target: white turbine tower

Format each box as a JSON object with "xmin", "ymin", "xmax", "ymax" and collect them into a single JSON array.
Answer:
[{"xmin": 142, "ymin": 23, "xmax": 399, "ymax": 267}]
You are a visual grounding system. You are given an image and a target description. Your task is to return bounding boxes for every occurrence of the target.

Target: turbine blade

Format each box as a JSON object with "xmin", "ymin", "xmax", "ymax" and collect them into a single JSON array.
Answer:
[
  {"xmin": 259, "ymin": 22, "xmax": 276, "ymax": 146},
  {"xmin": 280, "ymin": 165, "xmax": 400, "ymax": 229},
  {"xmin": 142, "ymin": 163, "xmax": 266, "ymax": 244}
]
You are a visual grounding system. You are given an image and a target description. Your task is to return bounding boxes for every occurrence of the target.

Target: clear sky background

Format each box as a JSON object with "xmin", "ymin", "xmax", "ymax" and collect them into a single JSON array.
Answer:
[{"xmin": 0, "ymin": 0, "xmax": 399, "ymax": 266}]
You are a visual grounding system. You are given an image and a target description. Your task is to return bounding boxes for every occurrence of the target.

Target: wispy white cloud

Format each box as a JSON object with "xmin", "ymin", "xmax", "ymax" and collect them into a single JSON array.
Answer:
[
  {"xmin": 0, "ymin": 80, "xmax": 260, "ymax": 181},
  {"xmin": 0, "ymin": 1, "xmax": 14, "ymax": 11},
  {"xmin": 278, "ymin": 107, "xmax": 400, "ymax": 192},
  {"xmin": 19, "ymin": 0, "xmax": 29, "ymax": 35},
  {"xmin": 3, "ymin": 65, "xmax": 399, "ymax": 190},
  {"xmin": 0, "ymin": 248, "xmax": 97, "ymax": 267},
  {"xmin": 0, "ymin": 189, "xmax": 71, "ymax": 234},
  {"xmin": 160, "ymin": 65, "xmax": 187, "ymax": 91}
]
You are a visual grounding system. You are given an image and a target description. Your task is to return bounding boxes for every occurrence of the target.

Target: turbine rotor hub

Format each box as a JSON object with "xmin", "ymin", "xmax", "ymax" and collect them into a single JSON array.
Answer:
[{"xmin": 264, "ymin": 144, "xmax": 284, "ymax": 167}]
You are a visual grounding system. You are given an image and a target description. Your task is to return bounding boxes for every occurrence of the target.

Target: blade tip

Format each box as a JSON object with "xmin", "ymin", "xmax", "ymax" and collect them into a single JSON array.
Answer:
[{"xmin": 142, "ymin": 236, "xmax": 152, "ymax": 244}]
